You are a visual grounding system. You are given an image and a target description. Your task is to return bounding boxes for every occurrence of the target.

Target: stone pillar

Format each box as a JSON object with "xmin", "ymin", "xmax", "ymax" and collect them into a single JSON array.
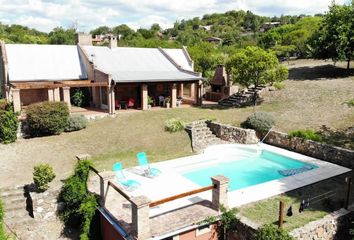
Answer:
[
  {"xmin": 53, "ymin": 88, "xmax": 60, "ymax": 102},
  {"xmin": 178, "ymin": 83, "xmax": 184, "ymax": 98},
  {"xmin": 48, "ymin": 89, "xmax": 54, "ymax": 101},
  {"xmin": 196, "ymin": 80, "xmax": 203, "ymax": 106},
  {"xmin": 62, "ymin": 87, "xmax": 71, "ymax": 110},
  {"xmin": 11, "ymin": 89, "xmax": 21, "ymax": 112},
  {"xmin": 131, "ymin": 196, "xmax": 151, "ymax": 240},
  {"xmin": 171, "ymin": 83, "xmax": 177, "ymax": 108},
  {"xmin": 141, "ymin": 84, "xmax": 148, "ymax": 110},
  {"xmin": 92, "ymin": 87, "xmax": 100, "ymax": 108},
  {"xmin": 211, "ymin": 175, "xmax": 229, "ymax": 211},
  {"xmin": 190, "ymin": 83, "xmax": 195, "ymax": 99},
  {"xmin": 107, "ymin": 85, "xmax": 115, "ymax": 115}
]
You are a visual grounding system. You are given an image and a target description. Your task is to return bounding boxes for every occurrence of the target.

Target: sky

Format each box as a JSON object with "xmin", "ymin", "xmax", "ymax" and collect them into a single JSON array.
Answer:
[{"xmin": 0, "ymin": 0, "xmax": 348, "ymax": 32}]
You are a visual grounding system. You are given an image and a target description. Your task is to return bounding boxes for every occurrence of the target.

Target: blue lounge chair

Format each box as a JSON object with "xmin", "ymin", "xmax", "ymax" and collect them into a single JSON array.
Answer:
[
  {"xmin": 136, "ymin": 152, "xmax": 161, "ymax": 178},
  {"xmin": 113, "ymin": 162, "xmax": 140, "ymax": 191}
]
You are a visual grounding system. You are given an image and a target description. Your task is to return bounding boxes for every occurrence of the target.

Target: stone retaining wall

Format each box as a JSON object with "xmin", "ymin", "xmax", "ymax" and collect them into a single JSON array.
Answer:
[
  {"xmin": 264, "ymin": 131, "xmax": 354, "ymax": 169},
  {"xmin": 30, "ymin": 186, "xmax": 63, "ymax": 221},
  {"xmin": 289, "ymin": 208, "xmax": 353, "ymax": 240},
  {"xmin": 206, "ymin": 121, "xmax": 258, "ymax": 144}
]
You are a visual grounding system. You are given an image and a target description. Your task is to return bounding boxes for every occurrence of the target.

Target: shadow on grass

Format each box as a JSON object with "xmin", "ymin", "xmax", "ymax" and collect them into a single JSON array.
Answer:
[{"xmin": 288, "ymin": 65, "xmax": 354, "ymax": 81}]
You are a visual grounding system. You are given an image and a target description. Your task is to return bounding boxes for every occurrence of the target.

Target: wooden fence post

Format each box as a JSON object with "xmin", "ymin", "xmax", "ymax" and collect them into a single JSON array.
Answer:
[
  {"xmin": 345, "ymin": 177, "xmax": 352, "ymax": 209},
  {"xmin": 278, "ymin": 201, "xmax": 284, "ymax": 228}
]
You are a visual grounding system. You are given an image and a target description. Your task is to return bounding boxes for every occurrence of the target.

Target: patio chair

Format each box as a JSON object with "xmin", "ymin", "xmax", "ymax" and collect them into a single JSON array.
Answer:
[
  {"xmin": 136, "ymin": 152, "xmax": 161, "ymax": 178},
  {"xmin": 113, "ymin": 162, "xmax": 140, "ymax": 191}
]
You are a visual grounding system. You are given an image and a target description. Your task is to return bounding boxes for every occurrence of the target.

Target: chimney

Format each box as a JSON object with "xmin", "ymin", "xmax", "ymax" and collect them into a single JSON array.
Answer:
[
  {"xmin": 108, "ymin": 35, "xmax": 117, "ymax": 49},
  {"xmin": 75, "ymin": 33, "xmax": 92, "ymax": 46}
]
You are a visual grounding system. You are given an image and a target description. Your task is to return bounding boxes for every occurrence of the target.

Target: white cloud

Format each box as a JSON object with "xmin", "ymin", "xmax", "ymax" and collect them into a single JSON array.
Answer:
[{"xmin": 0, "ymin": 0, "xmax": 348, "ymax": 32}]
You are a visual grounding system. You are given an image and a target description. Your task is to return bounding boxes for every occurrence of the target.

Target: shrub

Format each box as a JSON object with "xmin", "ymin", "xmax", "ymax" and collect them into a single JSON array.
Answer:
[
  {"xmin": 165, "ymin": 118, "xmax": 185, "ymax": 132},
  {"xmin": 0, "ymin": 107, "xmax": 18, "ymax": 144},
  {"xmin": 0, "ymin": 197, "xmax": 6, "ymax": 240},
  {"xmin": 26, "ymin": 101, "xmax": 69, "ymax": 136},
  {"xmin": 289, "ymin": 129, "xmax": 322, "ymax": 142},
  {"xmin": 65, "ymin": 115, "xmax": 88, "ymax": 132},
  {"xmin": 254, "ymin": 224, "xmax": 294, "ymax": 240},
  {"xmin": 33, "ymin": 163, "xmax": 56, "ymax": 192},
  {"xmin": 241, "ymin": 112, "xmax": 275, "ymax": 134},
  {"xmin": 71, "ymin": 89, "xmax": 85, "ymax": 107},
  {"xmin": 59, "ymin": 160, "xmax": 98, "ymax": 240},
  {"xmin": 0, "ymin": 99, "xmax": 9, "ymax": 111},
  {"xmin": 273, "ymin": 82, "xmax": 286, "ymax": 90}
]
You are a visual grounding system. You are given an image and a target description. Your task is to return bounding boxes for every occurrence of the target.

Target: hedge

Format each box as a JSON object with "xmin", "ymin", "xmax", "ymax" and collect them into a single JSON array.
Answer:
[{"xmin": 0, "ymin": 100, "xmax": 18, "ymax": 144}]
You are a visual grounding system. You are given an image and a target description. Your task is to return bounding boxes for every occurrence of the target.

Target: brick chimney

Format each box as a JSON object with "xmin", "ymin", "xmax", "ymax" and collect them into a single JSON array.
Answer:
[
  {"xmin": 108, "ymin": 35, "xmax": 117, "ymax": 49},
  {"xmin": 75, "ymin": 33, "xmax": 92, "ymax": 46}
]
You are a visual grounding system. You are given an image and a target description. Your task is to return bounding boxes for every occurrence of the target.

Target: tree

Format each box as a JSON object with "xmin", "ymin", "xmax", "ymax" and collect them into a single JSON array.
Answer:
[
  {"xmin": 48, "ymin": 27, "xmax": 75, "ymax": 45},
  {"xmin": 226, "ymin": 46, "xmax": 288, "ymax": 105},
  {"xmin": 311, "ymin": 2, "xmax": 354, "ymax": 69},
  {"xmin": 90, "ymin": 25, "xmax": 110, "ymax": 36},
  {"xmin": 112, "ymin": 24, "xmax": 134, "ymax": 39}
]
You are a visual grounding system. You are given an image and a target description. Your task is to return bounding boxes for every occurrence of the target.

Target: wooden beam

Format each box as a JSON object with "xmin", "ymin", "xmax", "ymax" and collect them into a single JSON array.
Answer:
[
  {"xmin": 149, "ymin": 185, "xmax": 215, "ymax": 208},
  {"xmin": 11, "ymin": 81, "xmax": 108, "ymax": 89}
]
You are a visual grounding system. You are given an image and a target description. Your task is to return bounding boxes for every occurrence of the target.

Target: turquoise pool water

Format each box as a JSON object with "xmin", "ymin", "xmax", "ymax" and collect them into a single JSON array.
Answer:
[{"xmin": 183, "ymin": 150, "xmax": 317, "ymax": 191}]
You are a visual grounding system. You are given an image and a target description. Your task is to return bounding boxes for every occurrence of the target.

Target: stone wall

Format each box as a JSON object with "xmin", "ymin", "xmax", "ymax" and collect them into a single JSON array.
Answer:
[
  {"xmin": 206, "ymin": 121, "xmax": 258, "ymax": 144},
  {"xmin": 264, "ymin": 131, "xmax": 354, "ymax": 169},
  {"xmin": 289, "ymin": 208, "xmax": 353, "ymax": 240},
  {"xmin": 30, "ymin": 186, "xmax": 63, "ymax": 221}
]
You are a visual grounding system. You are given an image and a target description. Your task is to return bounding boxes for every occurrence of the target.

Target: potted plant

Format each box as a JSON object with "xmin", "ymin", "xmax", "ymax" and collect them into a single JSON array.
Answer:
[
  {"xmin": 147, "ymin": 96, "xmax": 154, "ymax": 110},
  {"xmin": 165, "ymin": 97, "xmax": 171, "ymax": 108}
]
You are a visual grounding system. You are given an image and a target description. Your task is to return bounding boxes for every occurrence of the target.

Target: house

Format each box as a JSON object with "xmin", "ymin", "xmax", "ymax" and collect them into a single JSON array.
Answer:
[
  {"xmin": 204, "ymin": 37, "xmax": 222, "ymax": 44},
  {"xmin": 0, "ymin": 33, "xmax": 204, "ymax": 114}
]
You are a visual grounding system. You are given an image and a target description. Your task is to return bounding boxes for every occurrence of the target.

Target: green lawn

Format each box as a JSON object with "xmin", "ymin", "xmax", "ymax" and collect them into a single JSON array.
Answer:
[{"xmin": 238, "ymin": 172, "xmax": 354, "ymax": 231}]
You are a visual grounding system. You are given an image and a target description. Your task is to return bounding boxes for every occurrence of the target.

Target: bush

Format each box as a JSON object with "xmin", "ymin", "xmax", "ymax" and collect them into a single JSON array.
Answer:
[
  {"xmin": 0, "ymin": 99, "xmax": 9, "ymax": 111},
  {"xmin": 33, "ymin": 163, "xmax": 56, "ymax": 192},
  {"xmin": 165, "ymin": 118, "xmax": 185, "ymax": 132},
  {"xmin": 241, "ymin": 112, "xmax": 275, "ymax": 134},
  {"xmin": 273, "ymin": 82, "xmax": 286, "ymax": 90},
  {"xmin": 65, "ymin": 115, "xmax": 88, "ymax": 132},
  {"xmin": 59, "ymin": 160, "xmax": 99, "ymax": 240},
  {"xmin": 0, "ymin": 106, "xmax": 19, "ymax": 144},
  {"xmin": 0, "ymin": 197, "xmax": 6, "ymax": 240},
  {"xmin": 26, "ymin": 101, "xmax": 69, "ymax": 136},
  {"xmin": 254, "ymin": 224, "xmax": 294, "ymax": 240},
  {"xmin": 289, "ymin": 129, "xmax": 322, "ymax": 142},
  {"xmin": 71, "ymin": 89, "xmax": 85, "ymax": 107}
]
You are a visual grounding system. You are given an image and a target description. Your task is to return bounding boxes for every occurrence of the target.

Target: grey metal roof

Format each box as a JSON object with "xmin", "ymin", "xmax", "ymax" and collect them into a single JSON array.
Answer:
[
  {"xmin": 82, "ymin": 46, "xmax": 201, "ymax": 83},
  {"xmin": 5, "ymin": 44, "xmax": 87, "ymax": 81}
]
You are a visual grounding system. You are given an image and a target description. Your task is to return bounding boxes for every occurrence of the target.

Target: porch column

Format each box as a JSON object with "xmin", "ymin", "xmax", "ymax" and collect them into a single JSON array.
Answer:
[
  {"xmin": 92, "ymin": 87, "xmax": 100, "ymax": 108},
  {"xmin": 171, "ymin": 83, "xmax": 177, "ymax": 108},
  {"xmin": 196, "ymin": 80, "xmax": 203, "ymax": 106},
  {"xmin": 178, "ymin": 83, "xmax": 184, "ymax": 98},
  {"xmin": 131, "ymin": 196, "xmax": 151, "ymax": 239},
  {"xmin": 141, "ymin": 84, "xmax": 148, "ymax": 110},
  {"xmin": 190, "ymin": 83, "xmax": 195, "ymax": 99},
  {"xmin": 62, "ymin": 87, "xmax": 71, "ymax": 110},
  {"xmin": 53, "ymin": 88, "xmax": 60, "ymax": 102},
  {"xmin": 107, "ymin": 85, "xmax": 115, "ymax": 115},
  {"xmin": 11, "ymin": 89, "xmax": 21, "ymax": 112},
  {"xmin": 48, "ymin": 89, "xmax": 54, "ymax": 101}
]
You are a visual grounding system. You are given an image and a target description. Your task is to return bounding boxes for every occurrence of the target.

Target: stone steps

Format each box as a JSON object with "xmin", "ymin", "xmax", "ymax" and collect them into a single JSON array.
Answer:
[{"xmin": 218, "ymin": 85, "xmax": 267, "ymax": 107}]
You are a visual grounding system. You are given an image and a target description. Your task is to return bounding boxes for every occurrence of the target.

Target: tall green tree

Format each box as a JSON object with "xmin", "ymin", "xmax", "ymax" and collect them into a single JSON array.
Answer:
[
  {"xmin": 48, "ymin": 27, "xmax": 75, "ymax": 45},
  {"xmin": 311, "ymin": 1, "xmax": 354, "ymax": 69},
  {"xmin": 226, "ymin": 46, "xmax": 288, "ymax": 105}
]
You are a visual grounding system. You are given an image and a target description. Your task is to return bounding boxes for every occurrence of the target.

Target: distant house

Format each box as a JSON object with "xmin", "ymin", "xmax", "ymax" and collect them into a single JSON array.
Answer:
[
  {"xmin": 199, "ymin": 25, "xmax": 212, "ymax": 31},
  {"xmin": 204, "ymin": 37, "xmax": 222, "ymax": 44},
  {"xmin": 0, "ymin": 33, "xmax": 204, "ymax": 114},
  {"xmin": 261, "ymin": 22, "xmax": 281, "ymax": 32}
]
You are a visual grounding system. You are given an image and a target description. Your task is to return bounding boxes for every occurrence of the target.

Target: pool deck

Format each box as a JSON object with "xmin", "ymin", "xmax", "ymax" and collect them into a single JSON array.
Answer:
[{"xmin": 88, "ymin": 143, "xmax": 351, "ymax": 238}]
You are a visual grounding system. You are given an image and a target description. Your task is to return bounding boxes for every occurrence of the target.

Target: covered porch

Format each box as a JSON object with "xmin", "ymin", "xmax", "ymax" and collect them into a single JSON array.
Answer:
[{"xmin": 92, "ymin": 80, "xmax": 203, "ymax": 115}]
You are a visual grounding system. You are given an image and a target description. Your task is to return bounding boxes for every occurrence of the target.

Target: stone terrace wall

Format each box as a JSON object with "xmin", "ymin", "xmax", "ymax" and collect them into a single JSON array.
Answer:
[
  {"xmin": 289, "ymin": 208, "xmax": 353, "ymax": 240},
  {"xmin": 264, "ymin": 131, "xmax": 354, "ymax": 169},
  {"xmin": 206, "ymin": 121, "xmax": 259, "ymax": 144}
]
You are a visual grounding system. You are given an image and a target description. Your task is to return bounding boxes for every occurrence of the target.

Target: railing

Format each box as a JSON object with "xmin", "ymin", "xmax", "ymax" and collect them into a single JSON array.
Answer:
[
  {"xmin": 149, "ymin": 184, "xmax": 215, "ymax": 208},
  {"xmin": 106, "ymin": 180, "xmax": 133, "ymax": 203},
  {"xmin": 89, "ymin": 166, "xmax": 105, "ymax": 206}
]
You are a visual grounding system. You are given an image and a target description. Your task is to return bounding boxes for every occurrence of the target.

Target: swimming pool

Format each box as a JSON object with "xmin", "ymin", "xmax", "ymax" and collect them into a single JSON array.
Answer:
[{"xmin": 183, "ymin": 146, "xmax": 317, "ymax": 191}]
